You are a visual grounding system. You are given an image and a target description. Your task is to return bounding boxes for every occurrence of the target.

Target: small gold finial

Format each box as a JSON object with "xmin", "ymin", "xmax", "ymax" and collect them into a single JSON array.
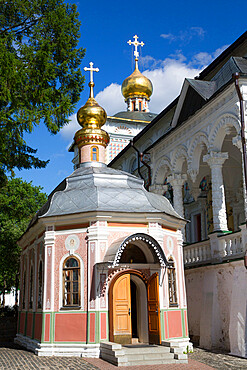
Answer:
[
  {"xmin": 84, "ymin": 62, "xmax": 99, "ymax": 98},
  {"xmin": 127, "ymin": 35, "xmax": 144, "ymax": 69}
]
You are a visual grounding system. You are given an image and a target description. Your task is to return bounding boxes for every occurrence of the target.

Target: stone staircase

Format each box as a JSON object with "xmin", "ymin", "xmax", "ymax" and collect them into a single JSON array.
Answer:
[{"xmin": 100, "ymin": 342, "xmax": 188, "ymax": 366}]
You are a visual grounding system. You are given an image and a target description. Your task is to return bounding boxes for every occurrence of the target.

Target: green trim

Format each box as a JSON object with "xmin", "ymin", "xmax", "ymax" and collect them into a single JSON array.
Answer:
[
  {"xmin": 51, "ymin": 311, "xmax": 54, "ymax": 343},
  {"xmin": 181, "ymin": 308, "xmax": 185, "ymax": 338},
  {"xmin": 160, "ymin": 310, "xmax": 165, "ymax": 341},
  {"xmin": 95, "ymin": 311, "xmax": 99, "ymax": 343},
  {"xmin": 41, "ymin": 312, "xmax": 46, "ymax": 343}
]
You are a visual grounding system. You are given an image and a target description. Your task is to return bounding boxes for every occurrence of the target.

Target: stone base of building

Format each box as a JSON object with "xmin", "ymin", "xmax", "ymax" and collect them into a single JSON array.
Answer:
[{"xmin": 14, "ymin": 334, "xmax": 100, "ymax": 357}]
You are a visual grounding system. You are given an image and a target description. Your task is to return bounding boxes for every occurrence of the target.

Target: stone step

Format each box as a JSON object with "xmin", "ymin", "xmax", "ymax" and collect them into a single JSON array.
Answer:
[
  {"xmin": 122, "ymin": 359, "xmax": 177, "ymax": 366},
  {"xmin": 123, "ymin": 345, "xmax": 171, "ymax": 355},
  {"xmin": 122, "ymin": 352, "xmax": 175, "ymax": 361},
  {"xmin": 100, "ymin": 342, "xmax": 188, "ymax": 367}
]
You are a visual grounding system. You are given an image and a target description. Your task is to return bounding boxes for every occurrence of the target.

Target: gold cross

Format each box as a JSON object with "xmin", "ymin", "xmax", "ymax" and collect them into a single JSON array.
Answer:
[
  {"xmin": 127, "ymin": 35, "xmax": 144, "ymax": 60},
  {"xmin": 84, "ymin": 62, "xmax": 99, "ymax": 83}
]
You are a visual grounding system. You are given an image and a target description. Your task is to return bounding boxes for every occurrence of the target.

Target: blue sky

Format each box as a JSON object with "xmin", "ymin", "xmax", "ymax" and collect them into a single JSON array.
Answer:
[{"xmin": 19, "ymin": 0, "xmax": 247, "ymax": 195}]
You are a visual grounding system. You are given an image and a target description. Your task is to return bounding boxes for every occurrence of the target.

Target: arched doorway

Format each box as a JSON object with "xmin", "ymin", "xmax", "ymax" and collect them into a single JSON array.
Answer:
[{"xmin": 109, "ymin": 270, "xmax": 161, "ymax": 345}]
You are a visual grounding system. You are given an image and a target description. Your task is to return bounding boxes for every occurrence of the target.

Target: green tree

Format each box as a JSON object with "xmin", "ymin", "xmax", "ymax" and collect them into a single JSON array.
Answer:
[
  {"xmin": 0, "ymin": 0, "xmax": 85, "ymax": 183},
  {"xmin": 0, "ymin": 177, "xmax": 47, "ymax": 306}
]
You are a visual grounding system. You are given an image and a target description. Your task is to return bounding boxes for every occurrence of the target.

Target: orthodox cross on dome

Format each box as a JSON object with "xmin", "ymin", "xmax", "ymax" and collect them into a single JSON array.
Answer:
[
  {"xmin": 84, "ymin": 62, "xmax": 99, "ymax": 98},
  {"xmin": 127, "ymin": 35, "xmax": 144, "ymax": 61}
]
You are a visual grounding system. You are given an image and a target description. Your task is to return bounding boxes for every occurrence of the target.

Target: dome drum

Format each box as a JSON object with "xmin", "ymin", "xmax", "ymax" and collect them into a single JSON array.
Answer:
[{"xmin": 75, "ymin": 128, "xmax": 109, "ymax": 148}]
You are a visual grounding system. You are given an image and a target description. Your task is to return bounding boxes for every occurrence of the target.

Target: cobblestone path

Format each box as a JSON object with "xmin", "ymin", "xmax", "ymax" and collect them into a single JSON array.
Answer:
[
  {"xmin": 0, "ymin": 342, "xmax": 247, "ymax": 369},
  {"xmin": 0, "ymin": 342, "xmax": 97, "ymax": 370},
  {"xmin": 189, "ymin": 347, "xmax": 247, "ymax": 369}
]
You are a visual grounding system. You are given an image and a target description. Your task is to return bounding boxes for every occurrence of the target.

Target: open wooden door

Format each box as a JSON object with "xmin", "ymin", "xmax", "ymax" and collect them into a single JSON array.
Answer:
[
  {"xmin": 110, "ymin": 273, "xmax": 132, "ymax": 344},
  {"xmin": 147, "ymin": 272, "xmax": 161, "ymax": 344}
]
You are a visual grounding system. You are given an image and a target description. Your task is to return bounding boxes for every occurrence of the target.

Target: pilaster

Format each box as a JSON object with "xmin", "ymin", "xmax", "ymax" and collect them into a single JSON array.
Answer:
[
  {"xmin": 43, "ymin": 226, "xmax": 55, "ymax": 312},
  {"xmin": 87, "ymin": 221, "xmax": 109, "ymax": 312}
]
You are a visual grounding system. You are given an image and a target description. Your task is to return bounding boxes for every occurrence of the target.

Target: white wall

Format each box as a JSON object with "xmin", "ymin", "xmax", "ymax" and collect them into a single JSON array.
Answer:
[{"xmin": 185, "ymin": 261, "xmax": 247, "ymax": 358}]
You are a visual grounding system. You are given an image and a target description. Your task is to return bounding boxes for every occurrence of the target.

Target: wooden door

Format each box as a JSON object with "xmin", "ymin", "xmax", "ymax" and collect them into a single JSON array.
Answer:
[
  {"xmin": 111, "ymin": 273, "xmax": 132, "ymax": 344},
  {"xmin": 147, "ymin": 272, "xmax": 161, "ymax": 344}
]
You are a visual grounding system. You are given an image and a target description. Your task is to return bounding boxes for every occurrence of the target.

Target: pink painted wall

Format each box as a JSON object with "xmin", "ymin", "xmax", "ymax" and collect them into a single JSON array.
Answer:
[
  {"xmin": 54, "ymin": 313, "xmax": 87, "ymax": 342},
  {"xmin": 167, "ymin": 310, "xmax": 183, "ymax": 338}
]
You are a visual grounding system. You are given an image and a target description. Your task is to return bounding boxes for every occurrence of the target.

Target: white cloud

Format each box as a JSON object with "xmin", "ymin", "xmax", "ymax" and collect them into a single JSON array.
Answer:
[
  {"xmin": 213, "ymin": 45, "xmax": 229, "ymax": 58},
  {"xmin": 191, "ymin": 44, "xmax": 229, "ymax": 67},
  {"xmin": 95, "ymin": 83, "xmax": 126, "ymax": 116},
  {"xmin": 60, "ymin": 113, "xmax": 80, "ymax": 141},
  {"xmin": 160, "ymin": 33, "xmax": 176, "ymax": 41},
  {"xmin": 161, "ymin": 27, "xmax": 205, "ymax": 43},
  {"xmin": 143, "ymin": 60, "xmax": 201, "ymax": 113}
]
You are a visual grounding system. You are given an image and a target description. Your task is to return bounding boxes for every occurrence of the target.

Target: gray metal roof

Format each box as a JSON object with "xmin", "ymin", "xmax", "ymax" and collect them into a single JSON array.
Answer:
[
  {"xmin": 212, "ymin": 56, "xmax": 247, "ymax": 89},
  {"xmin": 186, "ymin": 57, "xmax": 247, "ymax": 101},
  {"xmin": 186, "ymin": 79, "xmax": 217, "ymax": 100},
  {"xmin": 108, "ymin": 111, "xmax": 157, "ymax": 122},
  {"xmin": 34, "ymin": 166, "xmax": 181, "ymax": 221}
]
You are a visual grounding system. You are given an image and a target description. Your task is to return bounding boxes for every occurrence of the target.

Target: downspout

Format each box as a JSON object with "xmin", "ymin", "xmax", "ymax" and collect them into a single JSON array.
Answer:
[
  {"xmin": 140, "ymin": 153, "xmax": 151, "ymax": 191},
  {"xmin": 130, "ymin": 141, "xmax": 152, "ymax": 190},
  {"xmin": 130, "ymin": 141, "xmax": 145, "ymax": 182},
  {"xmin": 233, "ymin": 72, "xmax": 247, "ymax": 269}
]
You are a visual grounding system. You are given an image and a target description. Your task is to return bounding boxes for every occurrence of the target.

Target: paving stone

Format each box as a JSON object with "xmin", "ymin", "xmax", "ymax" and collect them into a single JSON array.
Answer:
[
  {"xmin": 189, "ymin": 347, "xmax": 247, "ymax": 370},
  {"xmin": 0, "ymin": 342, "xmax": 247, "ymax": 369}
]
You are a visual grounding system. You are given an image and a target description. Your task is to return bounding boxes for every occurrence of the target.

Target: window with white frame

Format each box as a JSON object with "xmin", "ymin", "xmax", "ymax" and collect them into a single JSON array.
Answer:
[{"xmin": 63, "ymin": 257, "xmax": 80, "ymax": 307}]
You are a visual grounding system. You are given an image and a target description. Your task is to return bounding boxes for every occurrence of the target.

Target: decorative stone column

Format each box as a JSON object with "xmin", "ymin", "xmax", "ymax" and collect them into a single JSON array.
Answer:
[
  {"xmin": 203, "ymin": 151, "xmax": 228, "ymax": 232},
  {"xmin": 167, "ymin": 174, "xmax": 187, "ymax": 217}
]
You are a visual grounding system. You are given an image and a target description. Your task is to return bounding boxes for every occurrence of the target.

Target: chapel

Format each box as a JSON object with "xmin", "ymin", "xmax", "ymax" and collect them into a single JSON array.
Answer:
[{"xmin": 15, "ymin": 40, "xmax": 191, "ymax": 365}]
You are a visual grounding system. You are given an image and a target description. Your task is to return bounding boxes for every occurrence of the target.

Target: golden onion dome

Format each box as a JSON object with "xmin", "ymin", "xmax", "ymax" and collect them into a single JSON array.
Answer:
[
  {"xmin": 77, "ymin": 82, "xmax": 107, "ymax": 129},
  {"xmin": 121, "ymin": 63, "xmax": 153, "ymax": 100}
]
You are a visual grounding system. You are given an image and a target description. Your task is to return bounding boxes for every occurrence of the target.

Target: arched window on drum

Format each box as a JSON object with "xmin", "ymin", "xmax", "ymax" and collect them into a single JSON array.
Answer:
[
  {"xmin": 91, "ymin": 146, "xmax": 99, "ymax": 161},
  {"xmin": 63, "ymin": 257, "xmax": 80, "ymax": 307}
]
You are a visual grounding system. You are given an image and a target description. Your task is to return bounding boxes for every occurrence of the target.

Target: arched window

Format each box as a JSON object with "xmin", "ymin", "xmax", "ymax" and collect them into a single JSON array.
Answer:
[
  {"xmin": 91, "ymin": 146, "xmax": 98, "ymax": 161},
  {"xmin": 167, "ymin": 257, "xmax": 178, "ymax": 306},
  {"xmin": 37, "ymin": 261, "xmax": 43, "ymax": 309},
  {"xmin": 29, "ymin": 266, "xmax": 33, "ymax": 309},
  {"xmin": 63, "ymin": 257, "xmax": 80, "ymax": 307}
]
